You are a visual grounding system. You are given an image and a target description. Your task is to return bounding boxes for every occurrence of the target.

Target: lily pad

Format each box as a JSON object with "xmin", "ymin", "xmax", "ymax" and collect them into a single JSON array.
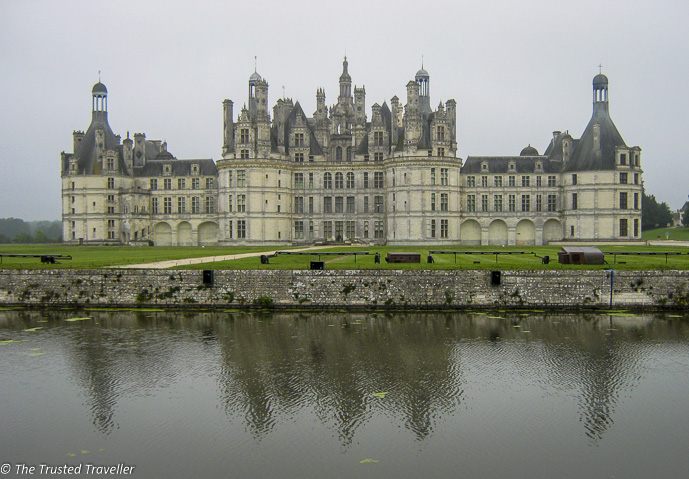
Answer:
[
  {"xmin": 0, "ymin": 340, "xmax": 18, "ymax": 345},
  {"xmin": 30, "ymin": 348, "xmax": 41, "ymax": 351},
  {"xmin": 66, "ymin": 453, "xmax": 76, "ymax": 457},
  {"xmin": 66, "ymin": 317, "xmax": 92, "ymax": 322},
  {"xmin": 372, "ymin": 392, "xmax": 389, "ymax": 398},
  {"xmin": 81, "ymin": 450, "xmax": 89, "ymax": 454},
  {"xmin": 360, "ymin": 459, "xmax": 379, "ymax": 464},
  {"xmin": 24, "ymin": 327, "xmax": 42, "ymax": 332},
  {"xmin": 29, "ymin": 353, "xmax": 44, "ymax": 357}
]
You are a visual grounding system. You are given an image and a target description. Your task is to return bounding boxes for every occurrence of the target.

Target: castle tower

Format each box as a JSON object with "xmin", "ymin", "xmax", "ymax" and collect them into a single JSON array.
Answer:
[
  {"xmin": 338, "ymin": 56, "xmax": 352, "ymax": 102},
  {"xmin": 92, "ymin": 81, "xmax": 108, "ymax": 122},
  {"xmin": 415, "ymin": 66, "xmax": 431, "ymax": 115}
]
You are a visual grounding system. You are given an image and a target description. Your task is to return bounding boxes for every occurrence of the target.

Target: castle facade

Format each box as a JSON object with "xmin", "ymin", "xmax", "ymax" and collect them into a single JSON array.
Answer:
[{"xmin": 61, "ymin": 59, "xmax": 642, "ymax": 246}]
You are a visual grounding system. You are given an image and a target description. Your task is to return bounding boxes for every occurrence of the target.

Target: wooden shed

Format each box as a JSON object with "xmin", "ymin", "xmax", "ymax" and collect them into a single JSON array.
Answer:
[{"xmin": 557, "ymin": 246, "xmax": 605, "ymax": 265}]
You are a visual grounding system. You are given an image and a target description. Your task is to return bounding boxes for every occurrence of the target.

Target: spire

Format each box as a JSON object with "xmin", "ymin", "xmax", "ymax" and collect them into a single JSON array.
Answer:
[{"xmin": 339, "ymin": 55, "xmax": 352, "ymax": 100}]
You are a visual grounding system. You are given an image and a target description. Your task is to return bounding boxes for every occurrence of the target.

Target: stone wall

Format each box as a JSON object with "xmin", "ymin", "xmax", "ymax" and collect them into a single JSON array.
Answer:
[{"xmin": 1, "ymin": 269, "xmax": 688, "ymax": 309}]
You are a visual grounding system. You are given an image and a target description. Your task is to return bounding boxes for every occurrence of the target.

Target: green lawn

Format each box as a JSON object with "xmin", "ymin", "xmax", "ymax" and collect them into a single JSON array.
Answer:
[
  {"xmin": 642, "ymin": 227, "xmax": 689, "ymax": 241},
  {"xmin": 1, "ymin": 243, "xmax": 688, "ymax": 271}
]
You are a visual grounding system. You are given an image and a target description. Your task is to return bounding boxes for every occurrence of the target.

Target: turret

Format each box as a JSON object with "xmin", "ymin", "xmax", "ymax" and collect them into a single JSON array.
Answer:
[
  {"xmin": 133, "ymin": 133, "xmax": 146, "ymax": 167},
  {"xmin": 415, "ymin": 67, "xmax": 431, "ymax": 114},
  {"xmin": 338, "ymin": 56, "xmax": 352, "ymax": 102},
  {"xmin": 91, "ymin": 81, "xmax": 108, "ymax": 123},
  {"xmin": 223, "ymin": 99, "xmax": 234, "ymax": 156},
  {"xmin": 123, "ymin": 132, "xmax": 133, "ymax": 170},
  {"xmin": 73, "ymin": 131, "xmax": 85, "ymax": 153}
]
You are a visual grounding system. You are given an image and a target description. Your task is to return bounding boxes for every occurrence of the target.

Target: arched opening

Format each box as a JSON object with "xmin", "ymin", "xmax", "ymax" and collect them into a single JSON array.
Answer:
[
  {"xmin": 177, "ymin": 222, "xmax": 193, "ymax": 246},
  {"xmin": 516, "ymin": 219, "xmax": 536, "ymax": 245},
  {"xmin": 488, "ymin": 220, "xmax": 508, "ymax": 245},
  {"xmin": 543, "ymin": 219, "xmax": 563, "ymax": 244},
  {"xmin": 461, "ymin": 220, "xmax": 481, "ymax": 245},
  {"xmin": 153, "ymin": 222, "xmax": 172, "ymax": 246},
  {"xmin": 198, "ymin": 222, "xmax": 219, "ymax": 246}
]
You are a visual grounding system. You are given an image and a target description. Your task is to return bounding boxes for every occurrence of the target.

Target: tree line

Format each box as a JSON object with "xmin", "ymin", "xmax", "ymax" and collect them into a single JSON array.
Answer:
[{"xmin": 0, "ymin": 218, "xmax": 62, "ymax": 244}]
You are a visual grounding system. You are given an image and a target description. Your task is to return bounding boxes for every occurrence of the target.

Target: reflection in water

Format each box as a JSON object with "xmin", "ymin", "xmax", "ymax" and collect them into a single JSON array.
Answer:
[{"xmin": 1, "ymin": 308, "xmax": 689, "ymax": 471}]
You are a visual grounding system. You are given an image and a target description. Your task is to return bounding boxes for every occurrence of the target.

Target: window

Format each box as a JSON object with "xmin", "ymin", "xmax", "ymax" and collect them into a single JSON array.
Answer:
[
  {"xmin": 178, "ymin": 197, "xmax": 186, "ymax": 213},
  {"xmin": 620, "ymin": 192, "xmax": 628, "ymax": 209},
  {"xmin": 295, "ymin": 197, "xmax": 304, "ymax": 214},
  {"xmin": 334, "ymin": 221, "xmax": 344, "ymax": 240},
  {"xmin": 374, "ymin": 221, "xmax": 384, "ymax": 239},
  {"xmin": 494, "ymin": 176, "xmax": 502, "ymax": 187},
  {"xmin": 363, "ymin": 172, "xmax": 369, "ymax": 188},
  {"xmin": 323, "ymin": 197, "xmax": 332, "ymax": 213},
  {"xmin": 431, "ymin": 193, "xmax": 436, "ymax": 211},
  {"xmin": 107, "ymin": 219, "xmax": 115, "ymax": 228},
  {"xmin": 164, "ymin": 197, "xmax": 172, "ymax": 214},
  {"xmin": 536, "ymin": 176, "xmax": 542, "ymax": 187},
  {"xmin": 237, "ymin": 195, "xmax": 246, "ymax": 212},
  {"xmin": 572, "ymin": 174, "xmax": 578, "ymax": 185},
  {"xmin": 346, "ymin": 172, "xmax": 355, "ymax": 188},
  {"xmin": 430, "ymin": 219, "xmax": 436, "ymax": 238},
  {"xmin": 363, "ymin": 221, "xmax": 369, "ymax": 238},
  {"xmin": 335, "ymin": 147, "xmax": 342, "ymax": 162},
  {"xmin": 440, "ymin": 219, "xmax": 448, "ymax": 238},
  {"xmin": 521, "ymin": 176, "xmax": 530, "ymax": 187},
  {"xmin": 206, "ymin": 178, "xmax": 214, "ymax": 189},
  {"xmin": 228, "ymin": 221, "xmax": 233, "ymax": 239},
  {"xmin": 205, "ymin": 197, "xmax": 214, "ymax": 213},
  {"xmin": 240, "ymin": 128, "xmax": 249, "ymax": 143},
  {"xmin": 374, "ymin": 196, "xmax": 384, "ymax": 213},
  {"xmin": 309, "ymin": 221, "xmax": 314, "ymax": 239},
  {"xmin": 548, "ymin": 175, "xmax": 557, "ymax": 187},
  {"xmin": 228, "ymin": 195, "xmax": 233, "ymax": 212},
  {"xmin": 620, "ymin": 219, "xmax": 628, "ymax": 236},
  {"xmin": 106, "ymin": 158, "xmax": 115, "ymax": 170},
  {"xmin": 441, "ymin": 193, "xmax": 449, "ymax": 212},
  {"xmin": 294, "ymin": 221, "xmax": 304, "ymax": 239},
  {"xmin": 163, "ymin": 178, "xmax": 172, "ymax": 190},
  {"xmin": 374, "ymin": 131, "xmax": 384, "ymax": 146},
  {"xmin": 294, "ymin": 152, "xmax": 304, "ymax": 163},
  {"xmin": 374, "ymin": 172, "xmax": 384, "ymax": 188},
  {"xmin": 431, "ymin": 168, "xmax": 436, "ymax": 185},
  {"xmin": 335, "ymin": 172, "xmax": 344, "ymax": 189},
  {"xmin": 363, "ymin": 196, "xmax": 369, "ymax": 213},
  {"xmin": 374, "ymin": 152, "xmax": 384, "ymax": 162},
  {"xmin": 620, "ymin": 153, "xmax": 627, "ymax": 165},
  {"xmin": 467, "ymin": 195, "xmax": 476, "ymax": 212},
  {"xmin": 547, "ymin": 194, "xmax": 557, "ymax": 212},
  {"xmin": 178, "ymin": 178, "xmax": 186, "ymax": 189},
  {"xmin": 107, "ymin": 194, "xmax": 115, "ymax": 203},
  {"xmin": 481, "ymin": 194, "xmax": 488, "ymax": 212},
  {"xmin": 323, "ymin": 221, "xmax": 333, "ymax": 239},
  {"xmin": 346, "ymin": 196, "xmax": 355, "ymax": 213},
  {"xmin": 346, "ymin": 221, "xmax": 355, "ymax": 239},
  {"xmin": 308, "ymin": 172, "xmax": 314, "ymax": 189},
  {"xmin": 620, "ymin": 173, "xmax": 628, "ymax": 184},
  {"xmin": 536, "ymin": 194, "xmax": 542, "ymax": 212},
  {"xmin": 107, "ymin": 177, "xmax": 115, "ymax": 189},
  {"xmin": 335, "ymin": 196, "xmax": 343, "ymax": 213},
  {"xmin": 508, "ymin": 176, "xmax": 516, "ymax": 187},
  {"xmin": 494, "ymin": 195, "xmax": 503, "ymax": 212},
  {"xmin": 436, "ymin": 125, "xmax": 445, "ymax": 141},
  {"xmin": 509, "ymin": 194, "xmax": 516, "ymax": 212},
  {"xmin": 521, "ymin": 195, "xmax": 530, "ymax": 212},
  {"xmin": 437, "ymin": 147, "xmax": 445, "ymax": 157},
  {"xmin": 481, "ymin": 176, "xmax": 488, "ymax": 187},
  {"xmin": 346, "ymin": 147, "xmax": 352, "ymax": 162},
  {"xmin": 237, "ymin": 220, "xmax": 246, "ymax": 239},
  {"xmin": 634, "ymin": 193, "xmax": 639, "ymax": 210},
  {"xmin": 192, "ymin": 178, "xmax": 200, "ymax": 189},
  {"xmin": 294, "ymin": 133, "xmax": 305, "ymax": 147},
  {"xmin": 234, "ymin": 170, "xmax": 245, "ymax": 187},
  {"xmin": 572, "ymin": 193, "xmax": 578, "ymax": 209},
  {"xmin": 107, "ymin": 206, "xmax": 115, "ymax": 214},
  {"xmin": 324, "ymin": 173, "xmax": 332, "ymax": 189},
  {"xmin": 634, "ymin": 173, "xmax": 639, "ymax": 185},
  {"xmin": 294, "ymin": 173, "xmax": 304, "ymax": 189},
  {"xmin": 192, "ymin": 197, "xmax": 200, "ymax": 214},
  {"xmin": 240, "ymin": 149, "xmax": 249, "ymax": 159},
  {"xmin": 634, "ymin": 219, "xmax": 639, "ymax": 237},
  {"xmin": 441, "ymin": 168, "xmax": 448, "ymax": 185}
]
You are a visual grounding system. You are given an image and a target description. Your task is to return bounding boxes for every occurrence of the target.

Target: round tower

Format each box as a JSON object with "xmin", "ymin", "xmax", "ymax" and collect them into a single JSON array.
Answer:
[{"xmin": 92, "ymin": 81, "xmax": 108, "ymax": 121}]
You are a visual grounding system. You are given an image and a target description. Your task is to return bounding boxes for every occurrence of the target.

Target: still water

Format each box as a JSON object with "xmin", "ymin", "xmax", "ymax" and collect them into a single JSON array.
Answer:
[{"xmin": 1, "ymin": 309, "xmax": 689, "ymax": 478}]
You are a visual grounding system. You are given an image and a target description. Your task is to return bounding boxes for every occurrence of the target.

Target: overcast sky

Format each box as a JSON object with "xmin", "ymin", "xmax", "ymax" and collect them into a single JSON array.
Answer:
[{"xmin": 1, "ymin": 0, "xmax": 688, "ymax": 221}]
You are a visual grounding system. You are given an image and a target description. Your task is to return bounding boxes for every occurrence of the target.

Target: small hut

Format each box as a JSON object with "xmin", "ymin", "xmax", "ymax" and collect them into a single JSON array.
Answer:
[{"xmin": 557, "ymin": 246, "xmax": 605, "ymax": 265}]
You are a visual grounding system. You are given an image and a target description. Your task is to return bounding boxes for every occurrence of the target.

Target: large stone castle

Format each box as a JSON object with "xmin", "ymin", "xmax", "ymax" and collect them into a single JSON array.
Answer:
[{"xmin": 61, "ymin": 58, "xmax": 643, "ymax": 246}]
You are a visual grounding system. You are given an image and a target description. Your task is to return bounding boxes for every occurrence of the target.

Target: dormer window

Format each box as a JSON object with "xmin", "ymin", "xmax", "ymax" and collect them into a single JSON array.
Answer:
[
  {"xmin": 620, "ymin": 153, "xmax": 627, "ymax": 166},
  {"xmin": 535, "ymin": 161, "xmax": 543, "ymax": 170},
  {"xmin": 509, "ymin": 162, "xmax": 515, "ymax": 170},
  {"xmin": 191, "ymin": 164, "xmax": 199, "ymax": 175},
  {"xmin": 481, "ymin": 162, "xmax": 488, "ymax": 171},
  {"xmin": 163, "ymin": 164, "xmax": 172, "ymax": 176}
]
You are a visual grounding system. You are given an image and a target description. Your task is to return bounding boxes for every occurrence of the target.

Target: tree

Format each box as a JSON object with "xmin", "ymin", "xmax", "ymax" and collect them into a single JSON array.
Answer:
[
  {"xmin": 642, "ymin": 191, "xmax": 673, "ymax": 231},
  {"xmin": 12, "ymin": 232, "xmax": 34, "ymax": 244}
]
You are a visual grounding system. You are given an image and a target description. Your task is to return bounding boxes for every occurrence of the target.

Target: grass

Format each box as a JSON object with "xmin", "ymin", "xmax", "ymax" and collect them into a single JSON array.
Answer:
[
  {"xmin": 642, "ymin": 227, "xmax": 689, "ymax": 241},
  {"xmin": 0, "ymin": 243, "xmax": 688, "ymax": 271}
]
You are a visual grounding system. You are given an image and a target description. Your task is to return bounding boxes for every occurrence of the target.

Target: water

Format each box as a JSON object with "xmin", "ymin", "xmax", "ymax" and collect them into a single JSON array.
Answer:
[{"xmin": 1, "ymin": 309, "xmax": 689, "ymax": 478}]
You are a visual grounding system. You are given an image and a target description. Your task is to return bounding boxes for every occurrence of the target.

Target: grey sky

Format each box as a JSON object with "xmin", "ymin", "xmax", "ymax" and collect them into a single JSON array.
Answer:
[{"xmin": 1, "ymin": 0, "xmax": 688, "ymax": 220}]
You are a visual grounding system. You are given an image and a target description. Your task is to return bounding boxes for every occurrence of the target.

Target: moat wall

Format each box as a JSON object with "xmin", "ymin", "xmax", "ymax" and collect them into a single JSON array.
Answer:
[{"xmin": 1, "ymin": 269, "xmax": 689, "ymax": 309}]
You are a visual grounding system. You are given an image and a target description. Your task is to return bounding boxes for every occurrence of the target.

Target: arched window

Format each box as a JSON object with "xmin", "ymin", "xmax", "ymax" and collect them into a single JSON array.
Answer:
[
  {"xmin": 335, "ymin": 172, "xmax": 344, "ymax": 189},
  {"xmin": 346, "ymin": 172, "xmax": 355, "ymax": 188},
  {"xmin": 324, "ymin": 172, "xmax": 332, "ymax": 189}
]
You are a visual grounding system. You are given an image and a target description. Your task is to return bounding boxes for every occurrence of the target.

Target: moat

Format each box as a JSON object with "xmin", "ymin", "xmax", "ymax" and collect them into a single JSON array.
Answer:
[{"xmin": 2, "ymin": 309, "xmax": 689, "ymax": 478}]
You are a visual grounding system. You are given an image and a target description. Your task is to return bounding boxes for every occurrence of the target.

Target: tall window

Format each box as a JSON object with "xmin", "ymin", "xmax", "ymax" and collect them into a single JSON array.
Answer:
[
  {"xmin": 509, "ymin": 194, "xmax": 516, "ymax": 212},
  {"xmin": 192, "ymin": 178, "xmax": 200, "ymax": 189},
  {"xmin": 374, "ymin": 221, "xmax": 384, "ymax": 239},
  {"xmin": 467, "ymin": 195, "xmax": 475, "ymax": 212},
  {"xmin": 294, "ymin": 173, "xmax": 304, "ymax": 189},
  {"xmin": 237, "ymin": 195, "xmax": 246, "ymax": 212},
  {"xmin": 363, "ymin": 172, "xmax": 369, "ymax": 188},
  {"xmin": 323, "ymin": 197, "xmax": 332, "ymax": 213},
  {"xmin": 620, "ymin": 192, "xmax": 628, "ymax": 209},
  {"xmin": 441, "ymin": 168, "xmax": 448, "ymax": 185},
  {"xmin": 178, "ymin": 178, "xmax": 186, "ymax": 189},
  {"xmin": 374, "ymin": 196, "xmax": 384, "ymax": 213},
  {"xmin": 547, "ymin": 194, "xmax": 557, "ymax": 212},
  {"xmin": 205, "ymin": 197, "xmax": 214, "ymax": 213},
  {"xmin": 335, "ymin": 196, "xmax": 343, "ymax": 213},
  {"xmin": 164, "ymin": 178, "xmax": 172, "ymax": 190},
  {"xmin": 192, "ymin": 197, "xmax": 200, "ymax": 214},
  {"xmin": 335, "ymin": 172, "xmax": 344, "ymax": 189},
  {"xmin": 467, "ymin": 176, "xmax": 475, "ymax": 187},
  {"xmin": 374, "ymin": 131, "xmax": 384, "ymax": 146},
  {"xmin": 494, "ymin": 195, "xmax": 503, "ymax": 212},
  {"xmin": 536, "ymin": 176, "xmax": 542, "ymax": 187},
  {"xmin": 150, "ymin": 179, "xmax": 158, "ymax": 190},
  {"xmin": 177, "ymin": 197, "xmax": 186, "ymax": 213},
  {"xmin": 346, "ymin": 172, "xmax": 355, "ymax": 188},
  {"xmin": 620, "ymin": 219, "xmax": 628, "ymax": 236},
  {"xmin": 346, "ymin": 221, "xmax": 355, "ymax": 239},
  {"xmin": 240, "ymin": 128, "xmax": 249, "ymax": 143},
  {"xmin": 206, "ymin": 178, "xmax": 214, "ymax": 189},
  {"xmin": 363, "ymin": 196, "xmax": 369, "ymax": 213},
  {"xmin": 430, "ymin": 220, "xmax": 436, "ymax": 238},
  {"xmin": 346, "ymin": 196, "xmax": 355, "ymax": 213},
  {"xmin": 294, "ymin": 221, "xmax": 304, "ymax": 239},
  {"xmin": 237, "ymin": 220, "xmax": 246, "ymax": 239},
  {"xmin": 536, "ymin": 194, "xmax": 542, "ymax": 212},
  {"xmin": 440, "ymin": 219, "xmax": 448, "ymax": 238},
  {"xmin": 436, "ymin": 125, "xmax": 445, "ymax": 141},
  {"xmin": 323, "ymin": 221, "xmax": 333, "ymax": 239},
  {"xmin": 572, "ymin": 193, "xmax": 578, "ymax": 210},
  {"xmin": 107, "ymin": 177, "xmax": 115, "ymax": 189},
  {"xmin": 324, "ymin": 172, "xmax": 332, "ymax": 189},
  {"xmin": 336, "ymin": 147, "xmax": 342, "ymax": 162},
  {"xmin": 620, "ymin": 173, "xmax": 628, "ymax": 184},
  {"xmin": 494, "ymin": 176, "xmax": 502, "ymax": 187},
  {"xmin": 374, "ymin": 172, "xmax": 384, "ymax": 188},
  {"xmin": 431, "ymin": 168, "xmax": 436, "ymax": 185},
  {"xmin": 228, "ymin": 195, "xmax": 233, "ymax": 212},
  {"xmin": 151, "ymin": 198, "xmax": 158, "ymax": 214},
  {"xmin": 441, "ymin": 193, "xmax": 449, "ymax": 211},
  {"xmin": 521, "ymin": 195, "xmax": 530, "ymax": 212},
  {"xmin": 308, "ymin": 172, "xmax": 314, "ymax": 189},
  {"xmin": 431, "ymin": 193, "xmax": 436, "ymax": 211},
  {"xmin": 481, "ymin": 176, "xmax": 488, "ymax": 187},
  {"xmin": 548, "ymin": 175, "xmax": 557, "ymax": 187},
  {"xmin": 294, "ymin": 197, "xmax": 304, "ymax": 214},
  {"xmin": 164, "ymin": 197, "xmax": 172, "ymax": 214},
  {"xmin": 294, "ymin": 133, "xmax": 305, "ymax": 146},
  {"xmin": 521, "ymin": 176, "xmax": 530, "ymax": 187},
  {"xmin": 508, "ymin": 176, "xmax": 516, "ymax": 187},
  {"xmin": 481, "ymin": 195, "xmax": 488, "ymax": 212}
]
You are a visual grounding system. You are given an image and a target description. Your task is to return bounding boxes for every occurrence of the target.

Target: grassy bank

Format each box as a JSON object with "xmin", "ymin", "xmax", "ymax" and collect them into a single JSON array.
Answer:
[{"xmin": 2, "ymin": 243, "xmax": 687, "ymax": 271}]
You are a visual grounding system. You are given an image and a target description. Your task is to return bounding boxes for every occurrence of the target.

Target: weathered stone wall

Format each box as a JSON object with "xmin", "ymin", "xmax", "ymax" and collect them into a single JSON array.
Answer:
[{"xmin": 1, "ymin": 269, "xmax": 688, "ymax": 309}]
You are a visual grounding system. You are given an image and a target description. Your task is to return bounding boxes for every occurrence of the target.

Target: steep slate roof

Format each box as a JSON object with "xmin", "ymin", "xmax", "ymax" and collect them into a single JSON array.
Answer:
[
  {"xmin": 462, "ymin": 156, "xmax": 560, "ymax": 174},
  {"xmin": 564, "ymin": 103, "xmax": 627, "ymax": 172},
  {"xmin": 69, "ymin": 113, "xmax": 124, "ymax": 175},
  {"xmin": 136, "ymin": 159, "xmax": 217, "ymax": 177}
]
